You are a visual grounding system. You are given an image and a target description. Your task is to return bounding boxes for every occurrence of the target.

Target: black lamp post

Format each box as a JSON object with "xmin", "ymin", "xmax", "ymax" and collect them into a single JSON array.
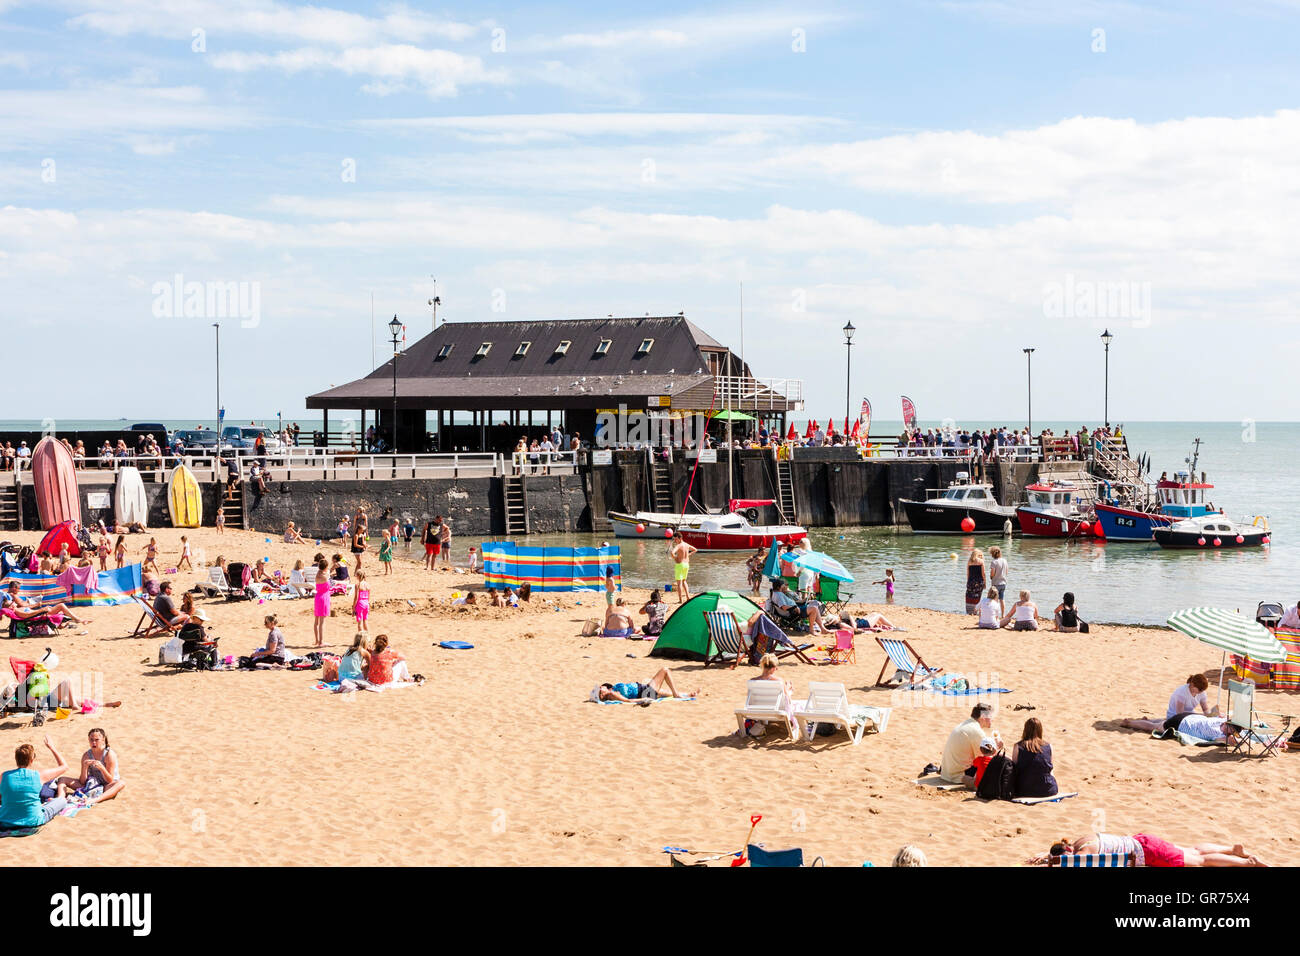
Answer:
[
  {"xmin": 389, "ymin": 314, "xmax": 402, "ymax": 452},
  {"xmin": 842, "ymin": 321, "xmax": 855, "ymax": 426},
  {"xmin": 1101, "ymin": 328, "xmax": 1113, "ymax": 427},
  {"xmin": 212, "ymin": 322, "xmax": 221, "ymax": 435},
  {"xmin": 1023, "ymin": 347, "xmax": 1035, "ymax": 436}
]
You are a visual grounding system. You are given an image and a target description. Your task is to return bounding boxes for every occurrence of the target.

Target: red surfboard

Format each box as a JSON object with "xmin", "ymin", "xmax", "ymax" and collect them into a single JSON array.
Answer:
[{"xmin": 31, "ymin": 436, "xmax": 81, "ymax": 530}]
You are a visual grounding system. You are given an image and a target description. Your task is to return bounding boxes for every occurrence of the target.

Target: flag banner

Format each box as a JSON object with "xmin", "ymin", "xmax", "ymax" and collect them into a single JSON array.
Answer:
[
  {"xmin": 901, "ymin": 396, "xmax": 917, "ymax": 430},
  {"xmin": 861, "ymin": 398, "xmax": 871, "ymax": 438}
]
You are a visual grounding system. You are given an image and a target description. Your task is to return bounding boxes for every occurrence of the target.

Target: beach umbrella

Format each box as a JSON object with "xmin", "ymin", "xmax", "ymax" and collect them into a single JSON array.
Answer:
[
  {"xmin": 1167, "ymin": 607, "xmax": 1286, "ymax": 663},
  {"xmin": 804, "ymin": 420, "xmax": 815, "ymax": 439},
  {"xmin": 789, "ymin": 550, "xmax": 855, "ymax": 583},
  {"xmin": 785, "ymin": 423, "xmax": 797, "ymax": 441},
  {"xmin": 761, "ymin": 539, "xmax": 782, "ymax": 580},
  {"xmin": 1167, "ymin": 606, "xmax": 1287, "ymax": 707},
  {"xmin": 849, "ymin": 419, "xmax": 861, "ymax": 439},
  {"xmin": 826, "ymin": 418, "xmax": 836, "ymax": 436}
]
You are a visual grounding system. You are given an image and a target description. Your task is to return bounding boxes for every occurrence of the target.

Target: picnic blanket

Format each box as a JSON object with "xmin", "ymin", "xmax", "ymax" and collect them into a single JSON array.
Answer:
[
  {"xmin": 1010, "ymin": 791, "xmax": 1078, "ymax": 805},
  {"xmin": 595, "ymin": 696, "xmax": 695, "ymax": 706}
]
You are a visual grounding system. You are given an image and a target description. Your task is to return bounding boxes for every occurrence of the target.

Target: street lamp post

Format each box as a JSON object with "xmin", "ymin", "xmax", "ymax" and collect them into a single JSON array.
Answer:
[
  {"xmin": 212, "ymin": 322, "xmax": 221, "ymax": 432},
  {"xmin": 1101, "ymin": 328, "xmax": 1113, "ymax": 427},
  {"xmin": 842, "ymin": 321, "xmax": 856, "ymax": 426},
  {"xmin": 1023, "ymin": 348, "xmax": 1035, "ymax": 437},
  {"xmin": 389, "ymin": 315, "xmax": 402, "ymax": 453}
]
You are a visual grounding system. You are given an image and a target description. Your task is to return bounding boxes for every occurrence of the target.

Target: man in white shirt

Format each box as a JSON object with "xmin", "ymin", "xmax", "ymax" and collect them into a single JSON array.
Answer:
[
  {"xmin": 940, "ymin": 704, "xmax": 1003, "ymax": 786},
  {"xmin": 1278, "ymin": 602, "xmax": 1300, "ymax": 630}
]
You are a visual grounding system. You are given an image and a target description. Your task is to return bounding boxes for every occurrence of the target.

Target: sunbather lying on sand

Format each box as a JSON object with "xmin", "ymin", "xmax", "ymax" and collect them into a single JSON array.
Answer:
[
  {"xmin": 1027, "ymin": 831, "xmax": 1268, "ymax": 867},
  {"xmin": 591, "ymin": 668, "xmax": 698, "ymax": 705},
  {"xmin": 1119, "ymin": 713, "xmax": 1252, "ymax": 746}
]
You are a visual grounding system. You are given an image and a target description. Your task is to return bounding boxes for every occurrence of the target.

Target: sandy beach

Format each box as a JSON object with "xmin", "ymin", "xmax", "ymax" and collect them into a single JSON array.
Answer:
[{"xmin": 3, "ymin": 524, "xmax": 1297, "ymax": 867}]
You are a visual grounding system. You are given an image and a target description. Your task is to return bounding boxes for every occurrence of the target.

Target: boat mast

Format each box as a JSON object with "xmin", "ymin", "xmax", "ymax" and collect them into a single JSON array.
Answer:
[{"xmin": 1185, "ymin": 438, "xmax": 1202, "ymax": 478}]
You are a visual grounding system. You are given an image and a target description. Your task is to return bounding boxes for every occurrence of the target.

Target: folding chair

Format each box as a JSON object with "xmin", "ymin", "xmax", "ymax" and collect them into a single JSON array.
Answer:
[
  {"xmin": 734, "ymin": 679, "xmax": 799, "ymax": 741},
  {"xmin": 796, "ymin": 681, "xmax": 891, "ymax": 744},
  {"xmin": 746, "ymin": 845, "xmax": 806, "ymax": 867},
  {"xmin": 875, "ymin": 636, "xmax": 944, "ymax": 688},
  {"xmin": 1225, "ymin": 679, "xmax": 1293, "ymax": 757},
  {"xmin": 828, "ymin": 628, "xmax": 855, "ymax": 665},
  {"xmin": 703, "ymin": 610, "xmax": 744, "ymax": 669},
  {"xmin": 1048, "ymin": 853, "xmax": 1136, "ymax": 867},
  {"xmin": 197, "ymin": 565, "xmax": 231, "ymax": 599},
  {"xmin": 131, "ymin": 594, "xmax": 178, "ymax": 639},
  {"xmin": 817, "ymin": 577, "xmax": 852, "ymax": 618},
  {"xmin": 749, "ymin": 613, "xmax": 815, "ymax": 665}
]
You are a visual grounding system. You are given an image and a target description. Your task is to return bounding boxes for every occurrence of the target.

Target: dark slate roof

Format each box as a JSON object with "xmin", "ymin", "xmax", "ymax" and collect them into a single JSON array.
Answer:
[{"xmin": 308, "ymin": 316, "xmax": 729, "ymax": 409}]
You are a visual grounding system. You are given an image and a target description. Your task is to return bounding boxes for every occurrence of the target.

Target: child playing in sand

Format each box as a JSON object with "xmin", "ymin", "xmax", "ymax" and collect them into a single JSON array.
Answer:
[
  {"xmin": 177, "ymin": 535, "xmax": 192, "ymax": 572},
  {"xmin": 352, "ymin": 571, "xmax": 370, "ymax": 632},
  {"xmin": 378, "ymin": 534, "xmax": 393, "ymax": 575},
  {"xmin": 872, "ymin": 568, "xmax": 896, "ymax": 603},
  {"xmin": 605, "ymin": 567, "xmax": 617, "ymax": 606},
  {"xmin": 467, "ymin": 546, "xmax": 478, "ymax": 572},
  {"xmin": 142, "ymin": 538, "xmax": 160, "ymax": 574},
  {"xmin": 113, "ymin": 535, "xmax": 127, "ymax": 569},
  {"xmin": 387, "ymin": 518, "xmax": 399, "ymax": 550},
  {"xmin": 337, "ymin": 515, "xmax": 350, "ymax": 542},
  {"xmin": 215, "ymin": 510, "xmax": 225, "ymax": 535}
]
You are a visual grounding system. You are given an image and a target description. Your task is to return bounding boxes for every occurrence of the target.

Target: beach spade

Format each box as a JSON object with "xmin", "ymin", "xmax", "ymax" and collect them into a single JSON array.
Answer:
[{"xmin": 731, "ymin": 814, "xmax": 764, "ymax": 867}]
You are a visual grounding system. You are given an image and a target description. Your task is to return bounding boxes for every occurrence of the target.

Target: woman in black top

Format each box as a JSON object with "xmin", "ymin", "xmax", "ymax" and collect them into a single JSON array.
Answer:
[
  {"xmin": 1053, "ymin": 592, "xmax": 1080, "ymax": 632},
  {"xmin": 1010, "ymin": 717, "xmax": 1058, "ymax": 798}
]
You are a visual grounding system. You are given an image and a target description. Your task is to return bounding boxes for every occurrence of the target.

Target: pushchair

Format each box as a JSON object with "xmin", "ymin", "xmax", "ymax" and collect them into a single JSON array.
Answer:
[
  {"xmin": 224, "ymin": 562, "xmax": 257, "ymax": 602},
  {"xmin": 1256, "ymin": 601, "xmax": 1284, "ymax": 630}
]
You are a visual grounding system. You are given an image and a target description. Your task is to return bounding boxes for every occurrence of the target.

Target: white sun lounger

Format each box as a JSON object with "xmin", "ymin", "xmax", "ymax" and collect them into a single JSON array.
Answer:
[
  {"xmin": 287, "ymin": 568, "xmax": 315, "ymax": 598},
  {"xmin": 796, "ymin": 681, "xmax": 891, "ymax": 744},
  {"xmin": 197, "ymin": 565, "xmax": 232, "ymax": 599},
  {"xmin": 734, "ymin": 679, "xmax": 799, "ymax": 742}
]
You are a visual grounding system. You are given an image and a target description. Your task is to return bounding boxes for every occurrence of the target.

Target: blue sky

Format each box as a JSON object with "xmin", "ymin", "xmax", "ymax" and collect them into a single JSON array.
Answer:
[{"xmin": 3, "ymin": 0, "xmax": 1300, "ymax": 425}]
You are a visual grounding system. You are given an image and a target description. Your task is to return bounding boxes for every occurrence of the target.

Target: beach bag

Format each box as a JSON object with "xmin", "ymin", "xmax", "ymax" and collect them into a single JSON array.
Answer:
[
  {"xmin": 975, "ymin": 753, "xmax": 1016, "ymax": 801},
  {"xmin": 321, "ymin": 655, "xmax": 341, "ymax": 682},
  {"xmin": 159, "ymin": 636, "xmax": 184, "ymax": 665},
  {"xmin": 1079, "ymin": 620, "xmax": 1090, "ymax": 634},
  {"xmin": 580, "ymin": 619, "xmax": 600, "ymax": 636}
]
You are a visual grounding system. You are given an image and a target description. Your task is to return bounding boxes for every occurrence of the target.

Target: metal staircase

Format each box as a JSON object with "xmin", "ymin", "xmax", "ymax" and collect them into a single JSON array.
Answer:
[
  {"xmin": 1090, "ymin": 437, "xmax": 1153, "ymax": 508},
  {"xmin": 776, "ymin": 459, "xmax": 797, "ymax": 523},
  {"xmin": 649, "ymin": 461, "xmax": 674, "ymax": 513},
  {"xmin": 504, "ymin": 475, "xmax": 529, "ymax": 535},
  {"xmin": 0, "ymin": 477, "xmax": 20, "ymax": 532}
]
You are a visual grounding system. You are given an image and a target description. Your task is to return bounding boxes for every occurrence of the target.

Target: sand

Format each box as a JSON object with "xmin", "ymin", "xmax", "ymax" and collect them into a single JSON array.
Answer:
[{"xmin": 2, "ymin": 524, "xmax": 1297, "ymax": 866}]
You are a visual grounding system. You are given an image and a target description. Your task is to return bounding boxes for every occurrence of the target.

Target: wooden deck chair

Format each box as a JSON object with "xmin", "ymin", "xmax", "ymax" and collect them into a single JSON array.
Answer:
[
  {"xmin": 197, "ymin": 565, "xmax": 232, "ymax": 599},
  {"xmin": 796, "ymin": 681, "xmax": 891, "ymax": 744},
  {"xmin": 875, "ymin": 636, "xmax": 944, "ymax": 688},
  {"xmin": 703, "ymin": 609, "xmax": 745, "ymax": 668},
  {"xmin": 1048, "ymin": 852, "xmax": 1136, "ymax": 867},
  {"xmin": 734, "ymin": 679, "xmax": 799, "ymax": 742},
  {"xmin": 131, "ymin": 594, "xmax": 178, "ymax": 639},
  {"xmin": 828, "ymin": 628, "xmax": 855, "ymax": 665},
  {"xmin": 1225, "ymin": 679, "xmax": 1293, "ymax": 757}
]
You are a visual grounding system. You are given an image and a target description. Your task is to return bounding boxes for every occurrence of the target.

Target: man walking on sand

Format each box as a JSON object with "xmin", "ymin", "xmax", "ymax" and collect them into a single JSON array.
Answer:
[{"xmin": 669, "ymin": 533, "xmax": 698, "ymax": 604}]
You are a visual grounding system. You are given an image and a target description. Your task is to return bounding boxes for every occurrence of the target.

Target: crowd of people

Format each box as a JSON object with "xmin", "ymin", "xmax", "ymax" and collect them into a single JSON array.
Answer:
[{"xmin": 963, "ymin": 547, "xmax": 1087, "ymax": 632}]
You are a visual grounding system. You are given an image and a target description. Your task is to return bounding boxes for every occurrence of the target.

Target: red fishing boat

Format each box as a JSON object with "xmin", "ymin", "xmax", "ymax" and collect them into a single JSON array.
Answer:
[
  {"xmin": 674, "ymin": 502, "xmax": 807, "ymax": 551},
  {"xmin": 1015, "ymin": 481, "xmax": 1096, "ymax": 539}
]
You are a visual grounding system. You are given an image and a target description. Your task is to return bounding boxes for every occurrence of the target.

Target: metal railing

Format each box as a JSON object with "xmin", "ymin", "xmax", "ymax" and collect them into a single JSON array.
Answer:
[
  {"xmin": 507, "ymin": 450, "xmax": 579, "ymax": 476},
  {"xmin": 711, "ymin": 374, "xmax": 803, "ymax": 410}
]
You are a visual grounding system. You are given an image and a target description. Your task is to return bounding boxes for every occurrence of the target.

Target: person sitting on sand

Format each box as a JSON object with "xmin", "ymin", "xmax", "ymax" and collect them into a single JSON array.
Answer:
[
  {"xmin": 939, "ymin": 703, "xmax": 1003, "ymax": 787},
  {"xmin": 1167, "ymin": 673, "xmax": 1213, "ymax": 718},
  {"xmin": 976, "ymin": 587, "xmax": 1003, "ymax": 629},
  {"xmin": 602, "ymin": 598, "xmax": 635, "ymax": 637},
  {"xmin": 639, "ymin": 590, "xmax": 668, "ymax": 636},
  {"xmin": 284, "ymin": 521, "xmax": 306, "ymax": 545},
  {"xmin": 251, "ymin": 614, "xmax": 288, "ymax": 663},
  {"xmin": 330, "ymin": 554, "xmax": 349, "ymax": 582},
  {"xmin": 999, "ymin": 590, "xmax": 1040, "ymax": 630},
  {"xmin": 0, "ymin": 736, "xmax": 69, "ymax": 830},
  {"xmin": 487, "ymin": 587, "xmax": 506, "ymax": 608},
  {"xmin": 1052, "ymin": 592, "xmax": 1082, "ymax": 632},
  {"xmin": 335, "ymin": 633, "xmax": 380, "ymax": 693},
  {"xmin": 54, "ymin": 727, "xmax": 125, "ymax": 805},
  {"xmin": 1010, "ymin": 717, "xmax": 1058, "ymax": 798},
  {"xmin": 2, "ymin": 582, "xmax": 90, "ymax": 625},
  {"xmin": 366, "ymin": 634, "xmax": 418, "ymax": 685},
  {"xmin": 1118, "ymin": 712, "xmax": 1249, "ymax": 746},
  {"xmin": 1027, "ymin": 831, "xmax": 1267, "ymax": 867},
  {"xmin": 592, "ymin": 668, "xmax": 698, "ymax": 704}
]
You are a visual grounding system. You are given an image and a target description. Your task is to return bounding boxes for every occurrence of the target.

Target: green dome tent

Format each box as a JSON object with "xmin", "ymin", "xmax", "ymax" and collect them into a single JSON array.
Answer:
[{"xmin": 649, "ymin": 590, "xmax": 764, "ymax": 661}]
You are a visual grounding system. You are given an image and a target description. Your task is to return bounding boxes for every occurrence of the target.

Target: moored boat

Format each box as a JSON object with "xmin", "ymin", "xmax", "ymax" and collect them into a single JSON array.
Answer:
[
  {"xmin": 1153, "ymin": 514, "xmax": 1271, "ymax": 549},
  {"xmin": 1016, "ymin": 481, "xmax": 1096, "ymax": 538},
  {"xmin": 608, "ymin": 511, "xmax": 707, "ymax": 538},
  {"xmin": 1094, "ymin": 470, "xmax": 1213, "ymax": 541},
  {"xmin": 674, "ymin": 513, "xmax": 807, "ymax": 551},
  {"xmin": 901, "ymin": 472, "xmax": 1017, "ymax": 534}
]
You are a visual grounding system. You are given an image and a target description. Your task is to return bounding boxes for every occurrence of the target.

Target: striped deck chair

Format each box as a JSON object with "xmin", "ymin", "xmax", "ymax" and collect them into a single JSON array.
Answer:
[
  {"xmin": 703, "ymin": 610, "xmax": 744, "ymax": 669},
  {"xmin": 749, "ymin": 613, "xmax": 815, "ymax": 665},
  {"xmin": 875, "ymin": 636, "xmax": 943, "ymax": 688},
  {"xmin": 1270, "ymin": 627, "xmax": 1300, "ymax": 690},
  {"xmin": 131, "ymin": 594, "xmax": 179, "ymax": 640},
  {"xmin": 1048, "ymin": 852, "xmax": 1136, "ymax": 867}
]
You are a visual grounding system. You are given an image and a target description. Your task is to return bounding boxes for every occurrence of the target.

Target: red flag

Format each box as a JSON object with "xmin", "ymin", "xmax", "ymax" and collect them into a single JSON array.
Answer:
[
  {"xmin": 850, "ymin": 419, "xmax": 861, "ymax": 438},
  {"xmin": 786, "ymin": 423, "xmax": 797, "ymax": 441},
  {"xmin": 901, "ymin": 396, "xmax": 917, "ymax": 430},
  {"xmin": 826, "ymin": 418, "xmax": 836, "ymax": 436},
  {"xmin": 803, "ymin": 420, "xmax": 814, "ymax": 439}
]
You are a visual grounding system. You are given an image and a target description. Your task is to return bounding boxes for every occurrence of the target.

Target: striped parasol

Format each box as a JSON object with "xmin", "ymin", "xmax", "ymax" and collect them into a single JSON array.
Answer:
[{"xmin": 1167, "ymin": 607, "xmax": 1286, "ymax": 664}]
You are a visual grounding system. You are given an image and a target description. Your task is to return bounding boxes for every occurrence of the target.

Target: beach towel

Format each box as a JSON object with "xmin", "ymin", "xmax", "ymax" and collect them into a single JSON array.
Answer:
[
  {"xmin": 1010, "ymin": 792, "xmax": 1079, "ymax": 805},
  {"xmin": 913, "ymin": 776, "xmax": 967, "ymax": 791},
  {"xmin": 902, "ymin": 674, "xmax": 1012, "ymax": 696},
  {"xmin": 56, "ymin": 564, "xmax": 97, "ymax": 597},
  {"xmin": 69, "ymin": 563, "xmax": 143, "ymax": 607},
  {"xmin": 595, "ymin": 696, "xmax": 695, "ymax": 706},
  {"xmin": 311, "ymin": 679, "xmax": 419, "ymax": 692}
]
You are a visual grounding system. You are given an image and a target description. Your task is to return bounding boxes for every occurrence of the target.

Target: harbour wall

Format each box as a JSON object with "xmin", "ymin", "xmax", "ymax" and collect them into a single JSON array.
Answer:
[{"xmin": 9, "ymin": 452, "xmax": 1041, "ymax": 538}]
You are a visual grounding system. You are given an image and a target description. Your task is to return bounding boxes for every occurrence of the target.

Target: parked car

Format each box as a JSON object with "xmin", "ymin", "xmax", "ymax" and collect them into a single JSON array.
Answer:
[
  {"xmin": 174, "ymin": 429, "xmax": 220, "ymax": 452},
  {"xmin": 123, "ymin": 423, "xmax": 171, "ymax": 448},
  {"xmin": 220, "ymin": 426, "xmax": 285, "ymax": 455}
]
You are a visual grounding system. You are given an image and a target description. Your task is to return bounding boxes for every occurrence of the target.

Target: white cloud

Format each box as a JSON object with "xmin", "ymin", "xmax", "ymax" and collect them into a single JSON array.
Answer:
[{"xmin": 210, "ymin": 44, "xmax": 507, "ymax": 97}]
